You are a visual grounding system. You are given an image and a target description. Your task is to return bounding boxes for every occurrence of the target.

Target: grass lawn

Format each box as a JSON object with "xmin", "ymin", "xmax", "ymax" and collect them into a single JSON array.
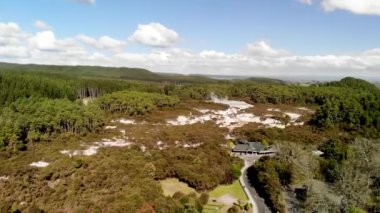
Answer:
[
  {"xmin": 202, "ymin": 202, "xmax": 225, "ymax": 213},
  {"xmin": 160, "ymin": 178, "xmax": 197, "ymax": 197},
  {"xmin": 209, "ymin": 180, "xmax": 248, "ymax": 201}
]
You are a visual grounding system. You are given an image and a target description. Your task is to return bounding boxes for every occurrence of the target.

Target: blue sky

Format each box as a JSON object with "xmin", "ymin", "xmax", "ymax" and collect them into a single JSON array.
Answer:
[{"xmin": 0, "ymin": 0, "xmax": 380, "ymax": 80}]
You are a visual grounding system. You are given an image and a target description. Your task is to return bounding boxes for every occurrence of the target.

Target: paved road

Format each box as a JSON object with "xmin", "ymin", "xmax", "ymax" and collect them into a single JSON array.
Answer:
[
  {"xmin": 238, "ymin": 155, "xmax": 272, "ymax": 213},
  {"xmin": 239, "ymin": 161, "xmax": 259, "ymax": 213}
]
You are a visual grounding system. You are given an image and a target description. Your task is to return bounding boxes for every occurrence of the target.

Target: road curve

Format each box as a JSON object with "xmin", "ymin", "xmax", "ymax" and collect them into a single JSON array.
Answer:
[{"xmin": 240, "ymin": 159, "xmax": 272, "ymax": 213}]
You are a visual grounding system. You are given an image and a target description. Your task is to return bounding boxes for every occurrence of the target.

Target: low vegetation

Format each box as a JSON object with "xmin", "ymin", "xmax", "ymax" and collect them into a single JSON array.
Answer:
[
  {"xmin": 152, "ymin": 146, "xmax": 242, "ymax": 191},
  {"xmin": 0, "ymin": 149, "xmax": 206, "ymax": 212},
  {"xmin": 97, "ymin": 91, "xmax": 180, "ymax": 115}
]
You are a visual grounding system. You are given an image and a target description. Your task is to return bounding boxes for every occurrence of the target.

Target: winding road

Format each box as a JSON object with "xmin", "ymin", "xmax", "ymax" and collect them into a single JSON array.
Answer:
[{"xmin": 239, "ymin": 156, "xmax": 272, "ymax": 213}]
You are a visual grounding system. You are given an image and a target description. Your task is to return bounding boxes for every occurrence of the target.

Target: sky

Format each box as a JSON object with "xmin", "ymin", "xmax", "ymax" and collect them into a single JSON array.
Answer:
[{"xmin": 0, "ymin": 0, "xmax": 380, "ymax": 80}]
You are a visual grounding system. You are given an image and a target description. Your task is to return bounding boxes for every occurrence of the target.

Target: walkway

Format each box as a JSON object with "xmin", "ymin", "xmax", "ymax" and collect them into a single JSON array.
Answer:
[{"xmin": 238, "ymin": 155, "xmax": 272, "ymax": 213}]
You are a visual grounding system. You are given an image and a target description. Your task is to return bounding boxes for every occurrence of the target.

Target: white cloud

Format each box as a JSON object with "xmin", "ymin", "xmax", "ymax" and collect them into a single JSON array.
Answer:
[
  {"xmin": 29, "ymin": 31, "xmax": 57, "ymax": 51},
  {"xmin": 34, "ymin": 20, "xmax": 52, "ymax": 31},
  {"xmin": 301, "ymin": 0, "xmax": 380, "ymax": 15},
  {"xmin": 111, "ymin": 47, "xmax": 380, "ymax": 79},
  {"xmin": 72, "ymin": 0, "xmax": 95, "ymax": 5},
  {"xmin": 0, "ymin": 22, "xmax": 20, "ymax": 36},
  {"xmin": 0, "ymin": 37, "xmax": 21, "ymax": 46},
  {"xmin": 245, "ymin": 41, "xmax": 289, "ymax": 57},
  {"xmin": 322, "ymin": 0, "xmax": 380, "ymax": 15},
  {"xmin": 0, "ymin": 22, "xmax": 28, "ymax": 38},
  {"xmin": 0, "ymin": 22, "xmax": 31, "ymax": 58},
  {"xmin": 77, "ymin": 34, "xmax": 126, "ymax": 51},
  {"xmin": 200, "ymin": 50, "xmax": 226, "ymax": 58},
  {"xmin": 299, "ymin": 0, "xmax": 313, "ymax": 5},
  {"xmin": 0, "ymin": 21, "xmax": 379, "ymax": 80},
  {"xmin": 0, "ymin": 46, "xmax": 29, "ymax": 58},
  {"xmin": 130, "ymin": 23, "xmax": 179, "ymax": 47}
]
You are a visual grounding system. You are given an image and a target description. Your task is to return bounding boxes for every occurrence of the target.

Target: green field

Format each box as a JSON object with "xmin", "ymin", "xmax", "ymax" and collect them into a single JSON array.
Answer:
[
  {"xmin": 202, "ymin": 202, "xmax": 225, "ymax": 213},
  {"xmin": 209, "ymin": 180, "xmax": 248, "ymax": 201}
]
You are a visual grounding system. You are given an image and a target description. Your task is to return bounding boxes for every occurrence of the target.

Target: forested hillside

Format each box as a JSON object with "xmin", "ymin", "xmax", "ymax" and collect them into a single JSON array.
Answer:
[
  {"xmin": 0, "ymin": 62, "xmax": 216, "ymax": 84},
  {"xmin": 0, "ymin": 71, "xmax": 163, "ymax": 105},
  {"xmin": 0, "ymin": 70, "xmax": 379, "ymax": 151},
  {"xmin": 311, "ymin": 77, "xmax": 380, "ymax": 137},
  {"xmin": 0, "ymin": 64, "xmax": 379, "ymax": 212}
]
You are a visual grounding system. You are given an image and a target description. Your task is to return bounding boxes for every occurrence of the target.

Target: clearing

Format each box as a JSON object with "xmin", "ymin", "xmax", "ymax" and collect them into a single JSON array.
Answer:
[
  {"xmin": 160, "ymin": 178, "xmax": 197, "ymax": 197},
  {"xmin": 209, "ymin": 180, "xmax": 248, "ymax": 202}
]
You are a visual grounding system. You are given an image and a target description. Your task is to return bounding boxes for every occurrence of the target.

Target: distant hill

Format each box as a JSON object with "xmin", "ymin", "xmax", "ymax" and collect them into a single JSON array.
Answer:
[
  {"xmin": 243, "ymin": 77, "xmax": 285, "ymax": 84},
  {"xmin": 157, "ymin": 72, "xmax": 216, "ymax": 83},
  {"xmin": 0, "ymin": 62, "xmax": 217, "ymax": 84},
  {"xmin": 0, "ymin": 62, "xmax": 288, "ymax": 85},
  {"xmin": 325, "ymin": 77, "xmax": 380, "ymax": 94}
]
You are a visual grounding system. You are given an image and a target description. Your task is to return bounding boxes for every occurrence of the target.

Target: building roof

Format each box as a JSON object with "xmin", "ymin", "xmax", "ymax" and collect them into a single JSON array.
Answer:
[
  {"xmin": 232, "ymin": 144, "xmax": 250, "ymax": 152},
  {"xmin": 232, "ymin": 141, "xmax": 267, "ymax": 153},
  {"xmin": 249, "ymin": 142, "xmax": 265, "ymax": 152}
]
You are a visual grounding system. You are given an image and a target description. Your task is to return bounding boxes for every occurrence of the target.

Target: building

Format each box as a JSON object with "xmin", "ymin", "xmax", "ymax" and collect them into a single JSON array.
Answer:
[{"xmin": 231, "ymin": 140, "xmax": 275, "ymax": 155}]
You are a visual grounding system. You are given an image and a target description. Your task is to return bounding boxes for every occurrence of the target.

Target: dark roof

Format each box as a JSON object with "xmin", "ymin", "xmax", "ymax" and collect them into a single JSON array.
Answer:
[
  {"xmin": 249, "ymin": 142, "xmax": 265, "ymax": 152},
  {"xmin": 232, "ymin": 141, "xmax": 266, "ymax": 153},
  {"xmin": 232, "ymin": 144, "xmax": 250, "ymax": 152}
]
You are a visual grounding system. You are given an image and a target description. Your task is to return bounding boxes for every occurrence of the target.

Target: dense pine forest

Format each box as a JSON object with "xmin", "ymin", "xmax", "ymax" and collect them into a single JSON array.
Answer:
[
  {"xmin": 0, "ymin": 63, "xmax": 379, "ymax": 212},
  {"xmin": 0, "ymin": 62, "xmax": 216, "ymax": 84}
]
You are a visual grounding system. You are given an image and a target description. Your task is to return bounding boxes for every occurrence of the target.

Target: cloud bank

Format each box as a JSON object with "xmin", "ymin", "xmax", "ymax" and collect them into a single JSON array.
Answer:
[
  {"xmin": 0, "ymin": 21, "xmax": 379, "ymax": 79},
  {"xmin": 300, "ymin": 0, "xmax": 380, "ymax": 16},
  {"xmin": 77, "ymin": 34, "xmax": 126, "ymax": 51}
]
